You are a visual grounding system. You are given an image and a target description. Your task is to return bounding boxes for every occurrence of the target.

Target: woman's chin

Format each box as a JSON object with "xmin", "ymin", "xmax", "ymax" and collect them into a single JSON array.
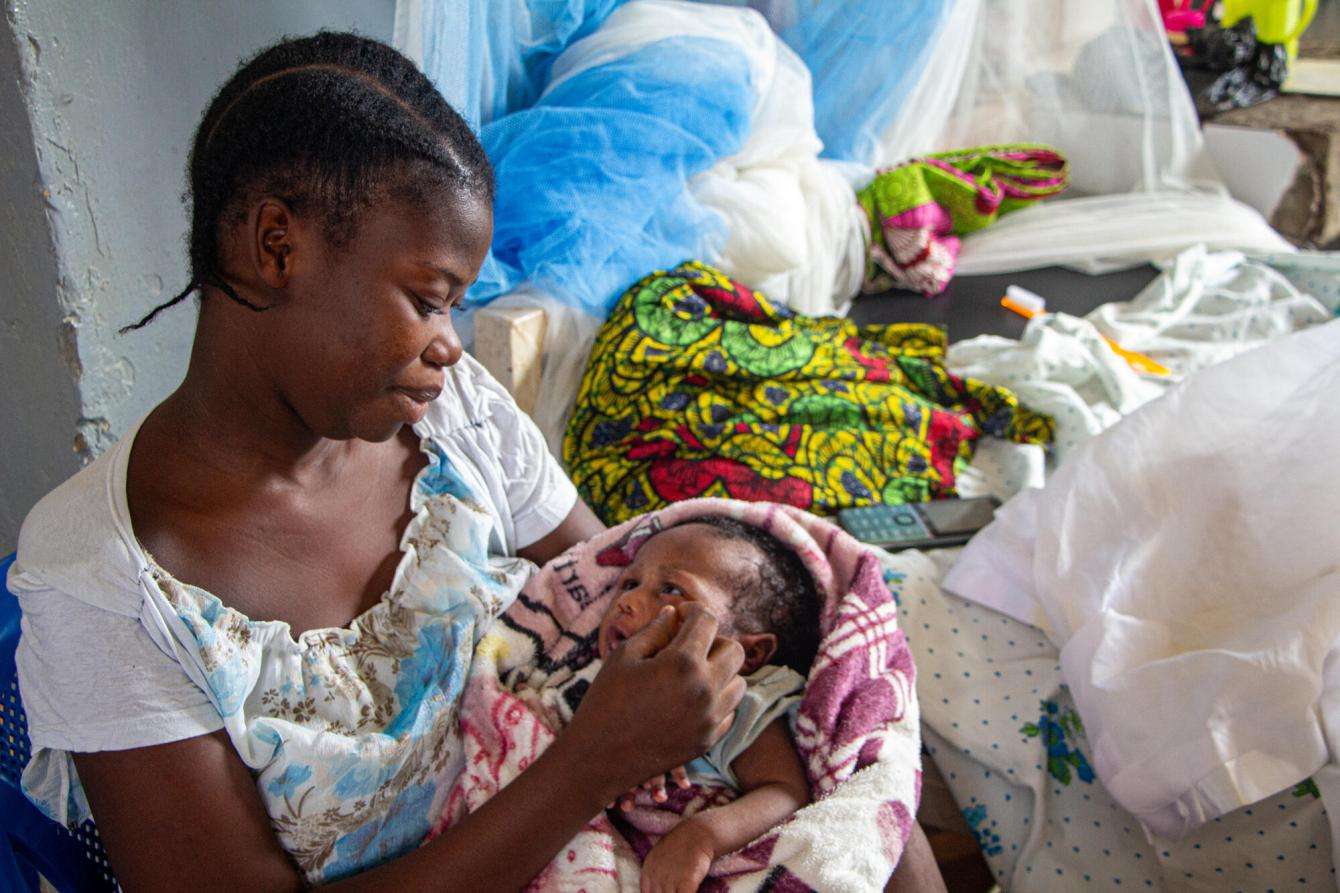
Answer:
[{"xmin": 340, "ymin": 413, "xmax": 407, "ymax": 444}]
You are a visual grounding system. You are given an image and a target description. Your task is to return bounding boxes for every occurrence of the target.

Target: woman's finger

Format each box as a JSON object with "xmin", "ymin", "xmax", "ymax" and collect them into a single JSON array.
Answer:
[
  {"xmin": 716, "ymin": 675, "xmax": 747, "ymax": 724},
  {"xmin": 617, "ymin": 605, "xmax": 678, "ymax": 660},
  {"xmin": 713, "ymin": 710, "xmax": 736, "ymax": 743},
  {"xmin": 664, "ymin": 602, "xmax": 719, "ymax": 657},
  {"xmin": 705, "ymin": 635, "xmax": 746, "ymax": 686}
]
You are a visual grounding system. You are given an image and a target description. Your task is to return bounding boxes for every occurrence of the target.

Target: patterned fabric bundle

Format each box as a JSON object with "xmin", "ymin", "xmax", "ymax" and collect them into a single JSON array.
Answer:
[
  {"xmin": 563, "ymin": 262, "xmax": 1053, "ymax": 526},
  {"xmin": 859, "ymin": 144, "xmax": 1069, "ymax": 296},
  {"xmin": 432, "ymin": 497, "xmax": 921, "ymax": 891}
]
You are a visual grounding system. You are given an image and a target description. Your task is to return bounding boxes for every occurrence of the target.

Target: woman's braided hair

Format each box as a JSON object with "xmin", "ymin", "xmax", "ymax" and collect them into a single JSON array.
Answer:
[{"xmin": 123, "ymin": 31, "xmax": 492, "ymax": 332}]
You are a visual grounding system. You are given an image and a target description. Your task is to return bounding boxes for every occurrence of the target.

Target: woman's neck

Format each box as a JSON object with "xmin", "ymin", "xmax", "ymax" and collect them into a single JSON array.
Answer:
[{"xmin": 160, "ymin": 323, "xmax": 359, "ymax": 489}]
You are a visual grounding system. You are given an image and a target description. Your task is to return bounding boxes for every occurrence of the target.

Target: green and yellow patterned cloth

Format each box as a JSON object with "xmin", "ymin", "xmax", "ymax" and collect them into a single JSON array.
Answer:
[
  {"xmin": 563, "ymin": 261, "xmax": 1054, "ymax": 525},
  {"xmin": 860, "ymin": 144, "xmax": 1069, "ymax": 295}
]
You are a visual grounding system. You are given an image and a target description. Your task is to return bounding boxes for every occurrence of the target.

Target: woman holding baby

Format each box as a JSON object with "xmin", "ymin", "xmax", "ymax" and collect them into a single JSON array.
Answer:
[{"xmin": 10, "ymin": 33, "xmax": 943, "ymax": 892}]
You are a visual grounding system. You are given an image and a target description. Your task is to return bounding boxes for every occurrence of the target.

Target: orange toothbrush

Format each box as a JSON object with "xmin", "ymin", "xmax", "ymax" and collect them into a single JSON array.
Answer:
[{"xmin": 1000, "ymin": 286, "xmax": 1170, "ymax": 376}]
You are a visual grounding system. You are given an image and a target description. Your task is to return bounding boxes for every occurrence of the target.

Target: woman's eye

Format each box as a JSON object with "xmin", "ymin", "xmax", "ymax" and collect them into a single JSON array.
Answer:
[{"xmin": 410, "ymin": 291, "xmax": 446, "ymax": 318}]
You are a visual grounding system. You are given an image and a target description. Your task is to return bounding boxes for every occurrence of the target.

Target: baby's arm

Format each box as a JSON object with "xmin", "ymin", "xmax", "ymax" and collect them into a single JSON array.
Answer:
[{"xmin": 640, "ymin": 718, "xmax": 809, "ymax": 893}]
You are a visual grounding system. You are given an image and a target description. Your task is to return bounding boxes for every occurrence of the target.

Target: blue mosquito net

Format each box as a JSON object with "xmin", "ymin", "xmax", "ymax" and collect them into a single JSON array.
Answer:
[{"xmin": 405, "ymin": 0, "xmax": 954, "ymax": 318}]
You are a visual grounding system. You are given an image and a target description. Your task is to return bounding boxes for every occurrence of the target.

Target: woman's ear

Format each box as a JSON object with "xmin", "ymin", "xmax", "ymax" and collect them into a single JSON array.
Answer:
[
  {"xmin": 736, "ymin": 632, "xmax": 778, "ymax": 674},
  {"xmin": 253, "ymin": 198, "xmax": 296, "ymax": 290}
]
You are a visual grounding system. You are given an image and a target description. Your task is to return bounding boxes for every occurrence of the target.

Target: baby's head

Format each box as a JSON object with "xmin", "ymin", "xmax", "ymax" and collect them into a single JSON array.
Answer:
[{"xmin": 597, "ymin": 516, "xmax": 821, "ymax": 675}]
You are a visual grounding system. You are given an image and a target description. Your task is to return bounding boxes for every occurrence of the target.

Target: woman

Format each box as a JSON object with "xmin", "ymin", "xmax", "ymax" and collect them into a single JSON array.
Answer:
[{"xmin": 12, "ymin": 32, "xmax": 943, "ymax": 890}]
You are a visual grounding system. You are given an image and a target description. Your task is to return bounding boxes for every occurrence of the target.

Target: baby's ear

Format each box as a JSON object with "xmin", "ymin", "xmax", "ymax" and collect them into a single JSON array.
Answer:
[{"xmin": 736, "ymin": 633, "xmax": 777, "ymax": 674}]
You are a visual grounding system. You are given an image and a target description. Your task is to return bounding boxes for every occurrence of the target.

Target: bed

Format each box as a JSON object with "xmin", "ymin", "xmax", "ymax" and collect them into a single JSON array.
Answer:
[{"xmin": 473, "ymin": 252, "xmax": 1340, "ymax": 890}]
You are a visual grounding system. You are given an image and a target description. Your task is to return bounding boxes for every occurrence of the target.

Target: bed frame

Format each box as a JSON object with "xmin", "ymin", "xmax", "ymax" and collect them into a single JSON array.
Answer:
[{"xmin": 473, "ymin": 305, "xmax": 548, "ymax": 415}]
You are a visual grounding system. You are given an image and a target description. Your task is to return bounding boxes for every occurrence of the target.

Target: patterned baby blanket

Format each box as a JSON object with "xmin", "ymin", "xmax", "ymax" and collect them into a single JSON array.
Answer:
[
  {"xmin": 859, "ymin": 144, "xmax": 1069, "ymax": 295},
  {"xmin": 430, "ymin": 498, "xmax": 921, "ymax": 891},
  {"xmin": 564, "ymin": 261, "xmax": 1052, "ymax": 526}
]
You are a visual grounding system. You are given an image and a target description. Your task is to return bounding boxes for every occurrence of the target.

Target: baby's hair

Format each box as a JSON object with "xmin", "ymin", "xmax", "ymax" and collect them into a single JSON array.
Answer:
[
  {"xmin": 123, "ymin": 31, "xmax": 493, "ymax": 333},
  {"xmin": 672, "ymin": 515, "xmax": 822, "ymax": 675}
]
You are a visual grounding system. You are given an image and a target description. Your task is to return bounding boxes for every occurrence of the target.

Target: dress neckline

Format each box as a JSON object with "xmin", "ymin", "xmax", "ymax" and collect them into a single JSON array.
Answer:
[{"xmin": 109, "ymin": 411, "xmax": 443, "ymax": 651}]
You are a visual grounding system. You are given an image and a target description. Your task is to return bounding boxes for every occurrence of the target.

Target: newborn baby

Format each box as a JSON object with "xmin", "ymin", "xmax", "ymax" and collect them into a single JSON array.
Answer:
[{"xmin": 595, "ymin": 516, "xmax": 821, "ymax": 892}]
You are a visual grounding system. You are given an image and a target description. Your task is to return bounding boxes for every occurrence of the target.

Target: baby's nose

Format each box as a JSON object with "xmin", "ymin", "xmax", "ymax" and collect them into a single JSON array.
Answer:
[{"xmin": 615, "ymin": 590, "xmax": 657, "ymax": 624}]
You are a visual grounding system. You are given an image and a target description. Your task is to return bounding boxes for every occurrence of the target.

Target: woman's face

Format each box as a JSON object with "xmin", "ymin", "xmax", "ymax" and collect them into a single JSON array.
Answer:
[{"xmin": 257, "ymin": 189, "xmax": 493, "ymax": 443}]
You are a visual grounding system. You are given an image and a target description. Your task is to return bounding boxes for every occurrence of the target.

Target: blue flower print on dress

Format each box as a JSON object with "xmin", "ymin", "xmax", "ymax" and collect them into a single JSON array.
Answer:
[
  {"xmin": 329, "ymin": 754, "xmax": 398, "ymax": 800},
  {"xmin": 386, "ymin": 619, "xmax": 474, "ymax": 740},
  {"xmin": 418, "ymin": 441, "xmax": 473, "ymax": 500},
  {"xmin": 266, "ymin": 764, "xmax": 314, "ymax": 799},
  {"xmin": 166, "ymin": 582, "xmax": 256, "ymax": 717},
  {"xmin": 1021, "ymin": 699, "xmax": 1095, "ymax": 786},
  {"xmin": 325, "ymin": 781, "xmax": 438, "ymax": 881}
]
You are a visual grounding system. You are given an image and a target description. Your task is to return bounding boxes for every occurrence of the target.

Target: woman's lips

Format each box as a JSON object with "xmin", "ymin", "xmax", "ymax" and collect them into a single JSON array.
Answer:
[
  {"xmin": 393, "ymin": 385, "xmax": 443, "ymax": 404},
  {"xmin": 391, "ymin": 386, "xmax": 440, "ymax": 423}
]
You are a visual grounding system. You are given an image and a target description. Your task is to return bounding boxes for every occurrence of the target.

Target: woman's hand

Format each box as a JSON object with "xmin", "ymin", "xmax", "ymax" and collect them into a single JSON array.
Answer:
[{"xmin": 564, "ymin": 602, "xmax": 746, "ymax": 803}]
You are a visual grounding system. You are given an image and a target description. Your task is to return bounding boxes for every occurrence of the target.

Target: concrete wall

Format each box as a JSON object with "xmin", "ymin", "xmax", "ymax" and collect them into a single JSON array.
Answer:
[
  {"xmin": 0, "ymin": 1, "xmax": 396, "ymax": 550},
  {"xmin": 0, "ymin": 22, "xmax": 80, "ymax": 548}
]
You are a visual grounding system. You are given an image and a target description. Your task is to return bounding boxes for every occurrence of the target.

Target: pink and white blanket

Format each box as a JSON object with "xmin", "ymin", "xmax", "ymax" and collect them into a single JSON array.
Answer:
[{"xmin": 431, "ymin": 498, "xmax": 921, "ymax": 891}]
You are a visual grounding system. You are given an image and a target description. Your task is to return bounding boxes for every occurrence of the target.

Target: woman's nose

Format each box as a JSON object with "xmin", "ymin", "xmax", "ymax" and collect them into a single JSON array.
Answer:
[{"xmin": 423, "ymin": 319, "xmax": 463, "ymax": 368}]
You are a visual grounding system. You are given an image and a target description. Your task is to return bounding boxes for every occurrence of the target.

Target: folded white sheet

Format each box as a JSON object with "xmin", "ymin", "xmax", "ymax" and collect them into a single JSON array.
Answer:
[{"xmin": 944, "ymin": 318, "xmax": 1340, "ymax": 848}]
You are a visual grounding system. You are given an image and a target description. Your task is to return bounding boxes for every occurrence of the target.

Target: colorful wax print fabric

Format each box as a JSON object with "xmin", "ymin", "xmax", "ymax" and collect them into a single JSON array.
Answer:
[
  {"xmin": 563, "ymin": 261, "xmax": 1053, "ymax": 525},
  {"xmin": 859, "ymin": 144, "xmax": 1069, "ymax": 295}
]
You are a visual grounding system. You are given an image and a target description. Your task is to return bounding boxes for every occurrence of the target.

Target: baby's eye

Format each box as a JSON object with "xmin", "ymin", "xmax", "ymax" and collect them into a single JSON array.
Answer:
[
  {"xmin": 660, "ymin": 583, "xmax": 683, "ymax": 598},
  {"xmin": 620, "ymin": 578, "xmax": 638, "ymax": 591}
]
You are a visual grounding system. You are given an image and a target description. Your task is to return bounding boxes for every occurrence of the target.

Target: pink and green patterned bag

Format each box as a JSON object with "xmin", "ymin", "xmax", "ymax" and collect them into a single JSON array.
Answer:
[{"xmin": 859, "ymin": 144, "xmax": 1069, "ymax": 296}]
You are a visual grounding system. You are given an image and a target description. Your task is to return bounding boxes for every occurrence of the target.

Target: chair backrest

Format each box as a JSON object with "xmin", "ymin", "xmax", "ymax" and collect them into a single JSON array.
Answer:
[{"xmin": 1, "ymin": 554, "xmax": 119, "ymax": 892}]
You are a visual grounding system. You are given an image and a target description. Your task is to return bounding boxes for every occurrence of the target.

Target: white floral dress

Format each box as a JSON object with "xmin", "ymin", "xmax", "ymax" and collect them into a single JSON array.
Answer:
[{"xmin": 32, "ymin": 438, "xmax": 532, "ymax": 884}]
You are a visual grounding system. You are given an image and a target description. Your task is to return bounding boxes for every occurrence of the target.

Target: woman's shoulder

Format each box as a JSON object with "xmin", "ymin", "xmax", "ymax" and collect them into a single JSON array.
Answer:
[
  {"xmin": 13, "ymin": 432, "xmax": 144, "ymax": 616},
  {"xmin": 419, "ymin": 351, "xmax": 518, "ymax": 438}
]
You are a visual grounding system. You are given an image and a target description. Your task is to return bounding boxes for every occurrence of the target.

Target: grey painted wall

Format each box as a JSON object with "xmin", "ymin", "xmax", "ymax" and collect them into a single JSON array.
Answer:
[
  {"xmin": 0, "ymin": 0, "xmax": 396, "ymax": 550},
  {"xmin": 0, "ymin": 21, "xmax": 81, "ymax": 548}
]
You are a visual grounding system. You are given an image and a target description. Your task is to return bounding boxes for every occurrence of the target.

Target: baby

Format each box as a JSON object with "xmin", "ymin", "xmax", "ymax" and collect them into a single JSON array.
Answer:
[{"xmin": 595, "ymin": 515, "xmax": 821, "ymax": 892}]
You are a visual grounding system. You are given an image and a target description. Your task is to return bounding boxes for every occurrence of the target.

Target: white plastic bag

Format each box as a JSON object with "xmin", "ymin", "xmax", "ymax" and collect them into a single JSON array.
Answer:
[{"xmin": 945, "ymin": 318, "xmax": 1340, "ymax": 845}]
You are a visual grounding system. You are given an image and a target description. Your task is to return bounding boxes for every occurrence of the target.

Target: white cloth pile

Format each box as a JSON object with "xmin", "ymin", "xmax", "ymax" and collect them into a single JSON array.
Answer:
[{"xmin": 947, "ymin": 247, "xmax": 1334, "ymax": 463}]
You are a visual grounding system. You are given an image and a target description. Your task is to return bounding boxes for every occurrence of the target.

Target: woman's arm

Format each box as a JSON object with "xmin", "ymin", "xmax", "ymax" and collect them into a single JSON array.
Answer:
[
  {"xmin": 76, "ymin": 603, "xmax": 745, "ymax": 891},
  {"xmin": 77, "ymin": 723, "xmax": 621, "ymax": 891},
  {"xmin": 517, "ymin": 498, "xmax": 605, "ymax": 566},
  {"xmin": 75, "ymin": 731, "xmax": 302, "ymax": 891}
]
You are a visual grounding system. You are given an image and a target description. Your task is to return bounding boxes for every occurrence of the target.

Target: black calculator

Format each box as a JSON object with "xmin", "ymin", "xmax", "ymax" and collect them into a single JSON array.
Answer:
[{"xmin": 836, "ymin": 497, "xmax": 1000, "ymax": 551}]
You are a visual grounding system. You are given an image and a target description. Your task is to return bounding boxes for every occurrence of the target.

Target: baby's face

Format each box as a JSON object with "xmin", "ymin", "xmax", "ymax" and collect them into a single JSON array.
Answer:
[{"xmin": 597, "ymin": 524, "xmax": 755, "ymax": 659}]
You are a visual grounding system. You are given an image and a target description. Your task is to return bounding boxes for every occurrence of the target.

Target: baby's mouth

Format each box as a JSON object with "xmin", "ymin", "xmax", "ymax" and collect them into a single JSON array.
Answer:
[{"xmin": 602, "ymin": 623, "xmax": 630, "ymax": 658}]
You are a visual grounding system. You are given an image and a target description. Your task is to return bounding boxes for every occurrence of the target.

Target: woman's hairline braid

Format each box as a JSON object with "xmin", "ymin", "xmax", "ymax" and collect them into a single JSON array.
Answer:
[
  {"xmin": 203, "ymin": 63, "xmax": 431, "ymax": 147},
  {"xmin": 122, "ymin": 50, "xmax": 484, "ymax": 334}
]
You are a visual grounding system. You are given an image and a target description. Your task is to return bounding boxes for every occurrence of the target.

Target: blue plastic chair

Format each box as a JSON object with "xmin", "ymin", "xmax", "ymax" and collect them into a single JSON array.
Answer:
[{"xmin": 1, "ymin": 553, "xmax": 119, "ymax": 892}]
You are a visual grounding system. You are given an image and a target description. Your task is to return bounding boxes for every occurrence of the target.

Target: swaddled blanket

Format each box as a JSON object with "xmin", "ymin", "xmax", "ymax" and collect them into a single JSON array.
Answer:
[{"xmin": 430, "ymin": 498, "xmax": 921, "ymax": 891}]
